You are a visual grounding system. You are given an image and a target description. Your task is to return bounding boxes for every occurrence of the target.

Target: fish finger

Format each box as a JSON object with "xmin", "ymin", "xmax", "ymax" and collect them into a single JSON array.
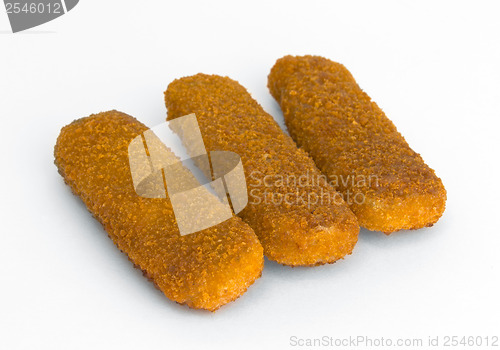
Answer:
[
  {"xmin": 268, "ymin": 55, "xmax": 446, "ymax": 233},
  {"xmin": 54, "ymin": 110, "xmax": 264, "ymax": 311},
  {"xmin": 165, "ymin": 74, "xmax": 359, "ymax": 266}
]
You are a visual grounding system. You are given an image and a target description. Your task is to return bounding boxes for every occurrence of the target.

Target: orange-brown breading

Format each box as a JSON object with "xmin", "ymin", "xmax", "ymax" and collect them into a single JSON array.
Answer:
[
  {"xmin": 165, "ymin": 74, "xmax": 359, "ymax": 266},
  {"xmin": 268, "ymin": 55, "xmax": 447, "ymax": 233},
  {"xmin": 54, "ymin": 110, "xmax": 263, "ymax": 311}
]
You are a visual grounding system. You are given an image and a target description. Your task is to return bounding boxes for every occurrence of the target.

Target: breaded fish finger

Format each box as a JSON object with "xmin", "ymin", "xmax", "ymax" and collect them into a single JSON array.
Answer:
[
  {"xmin": 54, "ymin": 110, "xmax": 263, "ymax": 311},
  {"xmin": 165, "ymin": 74, "xmax": 359, "ymax": 266},
  {"xmin": 268, "ymin": 55, "xmax": 446, "ymax": 233}
]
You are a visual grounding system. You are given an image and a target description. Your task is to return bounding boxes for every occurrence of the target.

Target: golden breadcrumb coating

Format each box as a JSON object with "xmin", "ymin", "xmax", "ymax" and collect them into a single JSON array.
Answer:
[
  {"xmin": 54, "ymin": 110, "xmax": 263, "ymax": 311},
  {"xmin": 165, "ymin": 74, "xmax": 359, "ymax": 266},
  {"xmin": 268, "ymin": 55, "xmax": 447, "ymax": 233}
]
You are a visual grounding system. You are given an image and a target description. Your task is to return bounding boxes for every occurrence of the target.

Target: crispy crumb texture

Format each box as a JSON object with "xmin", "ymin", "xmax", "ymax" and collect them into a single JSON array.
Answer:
[
  {"xmin": 268, "ymin": 55, "xmax": 447, "ymax": 233},
  {"xmin": 165, "ymin": 74, "xmax": 359, "ymax": 266},
  {"xmin": 54, "ymin": 110, "xmax": 264, "ymax": 311}
]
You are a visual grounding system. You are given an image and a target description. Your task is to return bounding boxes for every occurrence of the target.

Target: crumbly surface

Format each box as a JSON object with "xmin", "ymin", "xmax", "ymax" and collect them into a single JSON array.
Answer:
[
  {"xmin": 268, "ymin": 55, "xmax": 447, "ymax": 233},
  {"xmin": 165, "ymin": 74, "xmax": 359, "ymax": 266},
  {"xmin": 54, "ymin": 111, "xmax": 264, "ymax": 311}
]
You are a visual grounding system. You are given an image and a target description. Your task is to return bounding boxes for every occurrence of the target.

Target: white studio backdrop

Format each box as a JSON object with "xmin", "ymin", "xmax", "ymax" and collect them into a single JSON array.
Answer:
[{"xmin": 1, "ymin": 1, "xmax": 499, "ymax": 349}]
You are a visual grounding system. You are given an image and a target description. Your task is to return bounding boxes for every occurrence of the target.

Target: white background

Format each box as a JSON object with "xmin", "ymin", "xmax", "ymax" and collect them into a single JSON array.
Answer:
[{"xmin": 1, "ymin": 1, "xmax": 499, "ymax": 349}]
